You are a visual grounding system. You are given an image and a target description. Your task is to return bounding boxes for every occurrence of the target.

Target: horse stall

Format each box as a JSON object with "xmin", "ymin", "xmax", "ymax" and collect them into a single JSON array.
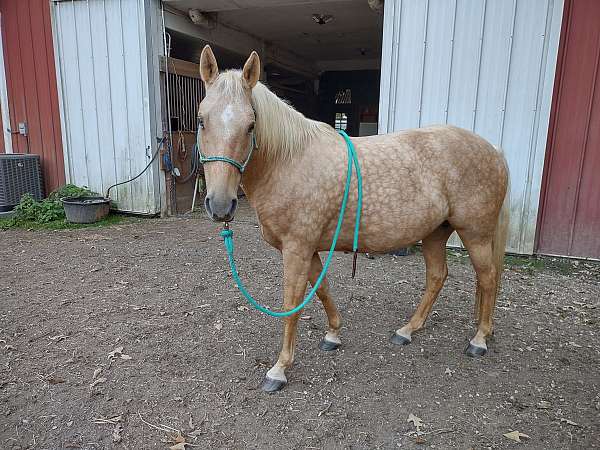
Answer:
[{"xmin": 160, "ymin": 56, "xmax": 205, "ymax": 213}]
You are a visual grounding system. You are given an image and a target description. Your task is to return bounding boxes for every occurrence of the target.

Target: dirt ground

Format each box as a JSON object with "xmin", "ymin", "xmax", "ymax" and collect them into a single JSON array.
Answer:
[{"xmin": 1, "ymin": 201, "xmax": 599, "ymax": 450}]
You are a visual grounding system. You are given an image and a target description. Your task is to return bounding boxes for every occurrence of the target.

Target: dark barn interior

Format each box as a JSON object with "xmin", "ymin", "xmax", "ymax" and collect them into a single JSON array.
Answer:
[{"xmin": 160, "ymin": 0, "xmax": 384, "ymax": 212}]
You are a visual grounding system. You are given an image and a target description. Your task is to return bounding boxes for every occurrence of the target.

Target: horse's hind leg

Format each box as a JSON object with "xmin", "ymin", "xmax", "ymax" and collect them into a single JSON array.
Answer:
[
  {"xmin": 458, "ymin": 233, "xmax": 497, "ymax": 357},
  {"xmin": 308, "ymin": 253, "xmax": 342, "ymax": 351},
  {"xmin": 391, "ymin": 225, "xmax": 453, "ymax": 345}
]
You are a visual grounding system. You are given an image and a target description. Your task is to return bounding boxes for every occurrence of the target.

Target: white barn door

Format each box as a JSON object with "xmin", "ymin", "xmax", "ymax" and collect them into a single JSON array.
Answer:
[{"xmin": 51, "ymin": 0, "xmax": 164, "ymax": 214}]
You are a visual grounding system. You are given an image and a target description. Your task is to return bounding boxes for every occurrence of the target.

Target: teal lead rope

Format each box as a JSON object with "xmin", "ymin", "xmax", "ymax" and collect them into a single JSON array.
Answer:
[{"xmin": 219, "ymin": 130, "xmax": 362, "ymax": 318}]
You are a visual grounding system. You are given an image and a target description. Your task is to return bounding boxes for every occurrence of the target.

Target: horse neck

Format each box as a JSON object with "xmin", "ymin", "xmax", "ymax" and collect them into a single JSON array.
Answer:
[
  {"xmin": 240, "ymin": 142, "xmax": 280, "ymax": 201},
  {"xmin": 241, "ymin": 84, "xmax": 334, "ymax": 201}
]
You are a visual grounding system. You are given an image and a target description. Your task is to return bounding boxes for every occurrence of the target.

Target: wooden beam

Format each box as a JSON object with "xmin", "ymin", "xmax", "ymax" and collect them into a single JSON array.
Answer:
[
  {"xmin": 160, "ymin": 56, "xmax": 201, "ymax": 79},
  {"xmin": 162, "ymin": 0, "xmax": 357, "ymax": 13}
]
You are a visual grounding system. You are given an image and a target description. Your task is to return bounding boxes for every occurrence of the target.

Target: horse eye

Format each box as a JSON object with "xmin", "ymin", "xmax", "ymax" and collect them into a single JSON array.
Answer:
[
  {"xmin": 198, "ymin": 117, "xmax": 205, "ymax": 129},
  {"xmin": 248, "ymin": 122, "xmax": 255, "ymax": 133}
]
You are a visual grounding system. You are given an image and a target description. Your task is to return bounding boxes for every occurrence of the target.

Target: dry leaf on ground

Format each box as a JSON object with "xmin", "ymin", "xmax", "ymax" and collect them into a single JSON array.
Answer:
[
  {"xmin": 407, "ymin": 413, "xmax": 424, "ymax": 433},
  {"xmin": 504, "ymin": 430, "xmax": 530, "ymax": 442},
  {"xmin": 169, "ymin": 431, "xmax": 188, "ymax": 449},
  {"xmin": 415, "ymin": 435, "xmax": 426, "ymax": 444}
]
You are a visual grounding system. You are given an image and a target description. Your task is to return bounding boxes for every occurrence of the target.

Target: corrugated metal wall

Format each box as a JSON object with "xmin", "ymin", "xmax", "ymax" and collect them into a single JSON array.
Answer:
[
  {"xmin": 379, "ymin": 0, "xmax": 564, "ymax": 254},
  {"xmin": 51, "ymin": 0, "xmax": 163, "ymax": 214},
  {"xmin": 0, "ymin": 0, "xmax": 66, "ymax": 193}
]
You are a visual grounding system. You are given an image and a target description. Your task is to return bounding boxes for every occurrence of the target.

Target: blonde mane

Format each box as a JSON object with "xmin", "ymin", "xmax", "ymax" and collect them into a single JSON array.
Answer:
[{"xmin": 212, "ymin": 70, "xmax": 337, "ymax": 161}]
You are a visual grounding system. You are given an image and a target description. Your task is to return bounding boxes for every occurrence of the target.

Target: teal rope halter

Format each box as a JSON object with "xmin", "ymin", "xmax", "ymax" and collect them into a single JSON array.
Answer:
[
  {"xmin": 198, "ymin": 132, "xmax": 256, "ymax": 173},
  {"xmin": 202, "ymin": 129, "xmax": 362, "ymax": 318}
]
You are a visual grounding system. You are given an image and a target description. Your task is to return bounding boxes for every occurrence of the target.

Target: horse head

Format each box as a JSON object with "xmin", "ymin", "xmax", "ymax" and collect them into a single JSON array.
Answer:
[{"xmin": 197, "ymin": 45, "xmax": 260, "ymax": 222}]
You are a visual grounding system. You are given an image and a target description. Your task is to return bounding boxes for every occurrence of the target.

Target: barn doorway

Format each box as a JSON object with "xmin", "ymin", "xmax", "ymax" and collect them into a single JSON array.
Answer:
[{"xmin": 160, "ymin": 0, "xmax": 384, "ymax": 213}]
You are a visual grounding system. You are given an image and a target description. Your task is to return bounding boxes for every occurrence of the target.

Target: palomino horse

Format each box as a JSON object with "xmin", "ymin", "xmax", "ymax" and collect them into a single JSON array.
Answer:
[{"xmin": 197, "ymin": 46, "xmax": 510, "ymax": 392}]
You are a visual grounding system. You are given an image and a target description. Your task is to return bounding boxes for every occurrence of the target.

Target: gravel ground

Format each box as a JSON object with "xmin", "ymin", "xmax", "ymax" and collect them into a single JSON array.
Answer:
[{"xmin": 1, "ymin": 201, "xmax": 599, "ymax": 449}]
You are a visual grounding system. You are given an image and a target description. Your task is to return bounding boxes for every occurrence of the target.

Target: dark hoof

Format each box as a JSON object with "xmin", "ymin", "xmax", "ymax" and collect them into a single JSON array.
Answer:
[
  {"xmin": 261, "ymin": 377, "xmax": 286, "ymax": 393},
  {"xmin": 319, "ymin": 339, "xmax": 340, "ymax": 352},
  {"xmin": 390, "ymin": 332, "xmax": 411, "ymax": 346},
  {"xmin": 465, "ymin": 342, "xmax": 487, "ymax": 357}
]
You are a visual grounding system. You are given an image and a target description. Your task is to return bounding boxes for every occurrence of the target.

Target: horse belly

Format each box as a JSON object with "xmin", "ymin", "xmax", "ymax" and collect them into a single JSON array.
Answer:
[
  {"xmin": 360, "ymin": 197, "xmax": 448, "ymax": 251},
  {"xmin": 314, "ymin": 191, "xmax": 449, "ymax": 253}
]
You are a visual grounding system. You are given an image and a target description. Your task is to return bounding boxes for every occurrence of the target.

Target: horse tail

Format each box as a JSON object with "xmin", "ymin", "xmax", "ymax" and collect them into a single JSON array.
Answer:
[{"xmin": 492, "ymin": 152, "xmax": 510, "ymax": 295}]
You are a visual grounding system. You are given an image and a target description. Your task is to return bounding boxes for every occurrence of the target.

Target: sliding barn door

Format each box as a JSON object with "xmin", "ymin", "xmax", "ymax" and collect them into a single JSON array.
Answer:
[{"xmin": 536, "ymin": 0, "xmax": 600, "ymax": 258}]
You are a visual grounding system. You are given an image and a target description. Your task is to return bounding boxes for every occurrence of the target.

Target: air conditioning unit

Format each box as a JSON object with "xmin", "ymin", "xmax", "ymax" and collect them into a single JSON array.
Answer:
[{"xmin": 0, "ymin": 154, "xmax": 44, "ymax": 212}]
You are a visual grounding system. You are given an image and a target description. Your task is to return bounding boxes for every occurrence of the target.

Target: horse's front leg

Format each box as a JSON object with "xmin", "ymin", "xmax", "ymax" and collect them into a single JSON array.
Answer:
[{"xmin": 262, "ymin": 245, "xmax": 313, "ymax": 392}]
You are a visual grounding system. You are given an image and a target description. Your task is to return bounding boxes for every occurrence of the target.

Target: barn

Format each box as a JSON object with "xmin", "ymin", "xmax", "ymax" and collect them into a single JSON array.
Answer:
[{"xmin": 0, "ymin": 0, "xmax": 598, "ymax": 258}]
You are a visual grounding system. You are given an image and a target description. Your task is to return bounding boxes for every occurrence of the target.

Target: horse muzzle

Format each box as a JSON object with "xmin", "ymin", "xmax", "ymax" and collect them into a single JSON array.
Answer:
[{"xmin": 204, "ymin": 193, "xmax": 238, "ymax": 222}]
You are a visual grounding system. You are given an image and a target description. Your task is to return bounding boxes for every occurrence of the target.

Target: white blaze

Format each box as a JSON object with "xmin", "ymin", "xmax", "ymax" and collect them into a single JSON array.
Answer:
[{"xmin": 221, "ymin": 104, "xmax": 235, "ymax": 137}]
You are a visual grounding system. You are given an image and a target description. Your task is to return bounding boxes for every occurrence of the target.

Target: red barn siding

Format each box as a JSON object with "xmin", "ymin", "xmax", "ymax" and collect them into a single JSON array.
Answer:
[
  {"xmin": 537, "ymin": 0, "xmax": 600, "ymax": 259},
  {"xmin": 0, "ymin": 0, "xmax": 65, "ymax": 193}
]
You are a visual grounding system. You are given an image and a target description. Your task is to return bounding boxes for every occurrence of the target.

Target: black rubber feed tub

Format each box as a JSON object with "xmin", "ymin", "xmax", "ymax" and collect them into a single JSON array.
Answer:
[{"xmin": 62, "ymin": 196, "xmax": 110, "ymax": 224}]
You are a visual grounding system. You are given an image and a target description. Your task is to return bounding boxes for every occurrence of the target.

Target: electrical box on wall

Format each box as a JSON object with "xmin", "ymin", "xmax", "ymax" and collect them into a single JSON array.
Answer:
[{"xmin": 18, "ymin": 122, "xmax": 28, "ymax": 136}]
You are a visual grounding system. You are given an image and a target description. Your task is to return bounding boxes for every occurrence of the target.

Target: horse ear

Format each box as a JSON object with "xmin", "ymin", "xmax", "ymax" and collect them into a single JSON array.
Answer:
[
  {"xmin": 199, "ymin": 45, "xmax": 219, "ymax": 85},
  {"xmin": 242, "ymin": 51, "xmax": 260, "ymax": 89}
]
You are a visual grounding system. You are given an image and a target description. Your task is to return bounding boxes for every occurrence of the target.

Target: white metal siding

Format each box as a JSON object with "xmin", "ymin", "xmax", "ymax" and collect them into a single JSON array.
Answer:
[
  {"xmin": 379, "ymin": 0, "xmax": 564, "ymax": 254},
  {"xmin": 51, "ymin": 0, "xmax": 162, "ymax": 214},
  {"xmin": 0, "ymin": 13, "xmax": 12, "ymax": 154}
]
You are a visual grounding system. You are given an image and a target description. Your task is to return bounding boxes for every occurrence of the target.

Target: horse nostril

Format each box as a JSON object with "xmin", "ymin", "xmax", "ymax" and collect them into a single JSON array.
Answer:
[
  {"xmin": 204, "ymin": 196, "xmax": 214, "ymax": 217},
  {"xmin": 230, "ymin": 198, "xmax": 238, "ymax": 216}
]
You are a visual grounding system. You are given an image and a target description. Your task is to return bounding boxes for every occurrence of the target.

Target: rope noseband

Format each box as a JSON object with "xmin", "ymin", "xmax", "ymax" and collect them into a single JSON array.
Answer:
[{"xmin": 197, "ymin": 131, "xmax": 256, "ymax": 173}]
